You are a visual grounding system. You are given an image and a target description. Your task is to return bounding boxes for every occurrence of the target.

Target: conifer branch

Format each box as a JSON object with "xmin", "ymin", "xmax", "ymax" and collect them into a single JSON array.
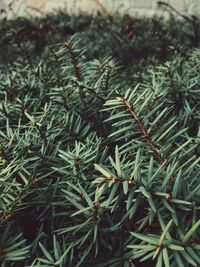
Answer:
[
  {"xmin": 64, "ymin": 41, "xmax": 82, "ymax": 81},
  {"xmin": 121, "ymin": 97, "xmax": 168, "ymax": 166},
  {"xmin": 64, "ymin": 42, "xmax": 85, "ymax": 100}
]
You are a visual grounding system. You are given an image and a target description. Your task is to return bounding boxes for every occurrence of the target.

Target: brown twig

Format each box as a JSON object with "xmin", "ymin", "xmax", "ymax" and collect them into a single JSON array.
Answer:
[
  {"xmin": 157, "ymin": 2, "xmax": 193, "ymax": 23},
  {"xmin": 49, "ymin": 46, "xmax": 69, "ymax": 110},
  {"xmin": 74, "ymin": 157, "xmax": 81, "ymax": 181},
  {"xmin": 104, "ymin": 65, "xmax": 112, "ymax": 91},
  {"xmin": 94, "ymin": 0, "xmax": 113, "ymax": 21},
  {"xmin": 64, "ymin": 42, "xmax": 82, "ymax": 83},
  {"xmin": 158, "ymin": 1, "xmax": 199, "ymax": 46},
  {"xmin": 121, "ymin": 97, "xmax": 167, "ymax": 166},
  {"xmin": 64, "ymin": 42, "xmax": 85, "ymax": 100}
]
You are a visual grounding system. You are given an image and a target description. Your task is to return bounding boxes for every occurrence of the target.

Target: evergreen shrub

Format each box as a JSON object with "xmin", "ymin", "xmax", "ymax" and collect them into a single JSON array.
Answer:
[{"xmin": 1, "ymin": 13, "xmax": 200, "ymax": 267}]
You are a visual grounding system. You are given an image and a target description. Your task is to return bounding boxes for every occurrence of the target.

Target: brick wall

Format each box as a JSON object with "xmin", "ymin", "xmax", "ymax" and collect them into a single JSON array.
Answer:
[{"xmin": 1, "ymin": 0, "xmax": 200, "ymax": 19}]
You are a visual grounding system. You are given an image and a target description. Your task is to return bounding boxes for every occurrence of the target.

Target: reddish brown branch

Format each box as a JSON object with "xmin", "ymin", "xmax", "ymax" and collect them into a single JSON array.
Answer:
[
  {"xmin": 121, "ymin": 97, "xmax": 168, "ymax": 166},
  {"xmin": 64, "ymin": 42, "xmax": 82, "ymax": 83},
  {"xmin": 64, "ymin": 42, "xmax": 85, "ymax": 100},
  {"xmin": 157, "ymin": 2, "xmax": 193, "ymax": 23}
]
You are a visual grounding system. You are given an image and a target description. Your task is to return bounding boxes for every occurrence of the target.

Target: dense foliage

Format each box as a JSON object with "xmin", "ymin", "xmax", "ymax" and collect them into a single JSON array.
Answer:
[
  {"xmin": 1, "ymin": 11, "xmax": 200, "ymax": 68},
  {"xmin": 1, "ymin": 12, "xmax": 200, "ymax": 267}
]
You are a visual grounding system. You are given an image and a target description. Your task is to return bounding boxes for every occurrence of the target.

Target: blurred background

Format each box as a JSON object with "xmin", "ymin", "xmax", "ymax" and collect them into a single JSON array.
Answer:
[{"xmin": 1, "ymin": 0, "xmax": 200, "ymax": 19}]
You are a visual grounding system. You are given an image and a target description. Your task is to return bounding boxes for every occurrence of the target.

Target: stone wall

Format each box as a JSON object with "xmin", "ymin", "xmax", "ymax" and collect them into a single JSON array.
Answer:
[{"xmin": 1, "ymin": 0, "xmax": 200, "ymax": 19}]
